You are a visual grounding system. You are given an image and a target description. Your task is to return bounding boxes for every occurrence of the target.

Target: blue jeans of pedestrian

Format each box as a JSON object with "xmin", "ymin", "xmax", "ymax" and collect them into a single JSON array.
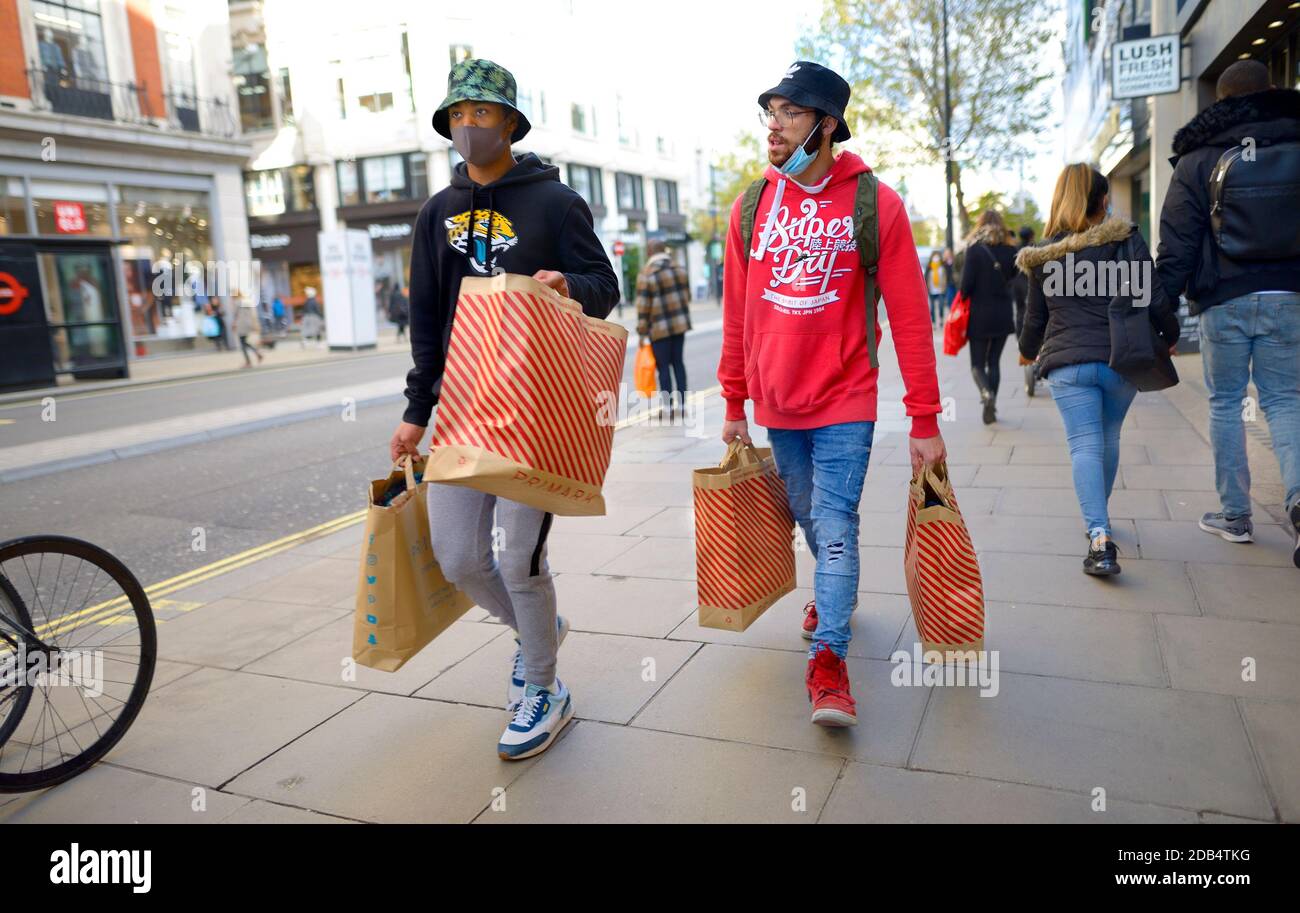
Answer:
[
  {"xmin": 1200, "ymin": 293, "xmax": 1300, "ymax": 518},
  {"xmin": 767, "ymin": 421, "xmax": 874, "ymax": 659},
  {"xmin": 1047, "ymin": 362, "xmax": 1137, "ymax": 538}
]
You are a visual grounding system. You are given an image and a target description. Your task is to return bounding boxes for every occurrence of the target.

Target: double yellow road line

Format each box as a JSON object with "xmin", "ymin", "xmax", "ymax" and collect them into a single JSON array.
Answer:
[
  {"xmin": 36, "ymin": 384, "xmax": 723, "ymax": 638},
  {"xmin": 38, "ymin": 510, "xmax": 366, "ymax": 638}
]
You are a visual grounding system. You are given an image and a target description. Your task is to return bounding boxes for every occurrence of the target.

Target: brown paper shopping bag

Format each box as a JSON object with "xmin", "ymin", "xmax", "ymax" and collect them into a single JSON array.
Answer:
[
  {"xmin": 903, "ymin": 461, "xmax": 985, "ymax": 659},
  {"xmin": 693, "ymin": 440, "xmax": 796, "ymax": 631},
  {"xmin": 352, "ymin": 455, "xmax": 473, "ymax": 672},
  {"xmin": 425, "ymin": 273, "xmax": 628, "ymax": 517}
]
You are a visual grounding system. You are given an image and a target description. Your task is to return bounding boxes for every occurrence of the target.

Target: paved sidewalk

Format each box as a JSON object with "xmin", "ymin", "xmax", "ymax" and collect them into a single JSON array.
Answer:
[{"xmin": 3, "ymin": 331, "xmax": 1296, "ymax": 823}]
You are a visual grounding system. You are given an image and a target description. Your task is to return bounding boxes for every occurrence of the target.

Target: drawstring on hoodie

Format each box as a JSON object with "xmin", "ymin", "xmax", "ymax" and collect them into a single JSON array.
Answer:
[
  {"xmin": 465, "ymin": 181, "xmax": 500, "ymax": 275},
  {"xmin": 753, "ymin": 177, "xmax": 787, "ymax": 262}
]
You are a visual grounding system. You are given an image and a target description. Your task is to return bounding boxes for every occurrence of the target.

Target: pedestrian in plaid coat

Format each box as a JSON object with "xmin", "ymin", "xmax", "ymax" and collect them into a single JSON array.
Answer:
[{"xmin": 636, "ymin": 239, "xmax": 692, "ymax": 415}]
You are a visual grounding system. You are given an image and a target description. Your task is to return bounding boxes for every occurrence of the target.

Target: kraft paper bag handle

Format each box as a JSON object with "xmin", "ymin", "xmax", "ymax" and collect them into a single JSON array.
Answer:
[
  {"xmin": 911, "ymin": 460, "xmax": 952, "ymax": 506},
  {"xmin": 719, "ymin": 438, "xmax": 763, "ymax": 470},
  {"xmin": 395, "ymin": 453, "xmax": 419, "ymax": 492}
]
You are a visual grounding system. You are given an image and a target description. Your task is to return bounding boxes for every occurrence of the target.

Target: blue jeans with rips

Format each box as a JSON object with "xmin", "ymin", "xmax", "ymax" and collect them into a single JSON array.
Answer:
[
  {"xmin": 767, "ymin": 421, "xmax": 874, "ymax": 659},
  {"xmin": 1200, "ymin": 293, "xmax": 1300, "ymax": 518}
]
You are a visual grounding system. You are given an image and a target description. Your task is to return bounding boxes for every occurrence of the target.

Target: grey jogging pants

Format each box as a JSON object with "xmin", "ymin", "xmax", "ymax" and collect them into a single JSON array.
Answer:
[{"xmin": 426, "ymin": 483, "xmax": 559, "ymax": 686}]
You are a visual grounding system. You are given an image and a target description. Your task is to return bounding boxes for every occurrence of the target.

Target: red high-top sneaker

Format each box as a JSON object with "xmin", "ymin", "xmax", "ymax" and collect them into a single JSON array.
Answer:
[
  {"xmin": 805, "ymin": 646, "xmax": 857, "ymax": 727},
  {"xmin": 801, "ymin": 600, "xmax": 818, "ymax": 640}
]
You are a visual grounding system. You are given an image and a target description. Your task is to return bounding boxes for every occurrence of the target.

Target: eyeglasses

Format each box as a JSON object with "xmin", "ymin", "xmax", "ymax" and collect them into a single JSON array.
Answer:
[{"xmin": 758, "ymin": 107, "xmax": 816, "ymax": 128}]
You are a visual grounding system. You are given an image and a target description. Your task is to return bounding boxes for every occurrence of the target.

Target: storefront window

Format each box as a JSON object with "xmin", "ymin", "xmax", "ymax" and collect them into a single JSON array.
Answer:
[
  {"xmin": 363, "ymin": 155, "xmax": 406, "ymax": 202},
  {"xmin": 334, "ymin": 27, "xmax": 413, "ymax": 118},
  {"xmin": 338, "ymin": 153, "xmax": 424, "ymax": 204},
  {"xmin": 337, "ymin": 160, "xmax": 360, "ymax": 206},
  {"xmin": 655, "ymin": 179, "xmax": 679, "ymax": 215},
  {"xmin": 409, "ymin": 154, "xmax": 428, "ymax": 200},
  {"xmin": 244, "ymin": 166, "xmax": 315, "ymax": 217},
  {"xmin": 233, "ymin": 43, "xmax": 274, "ymax": 132},
  {"xmin": 568, "ymin": 164, "xmax": 603, "ymax": 208},
  {"xmin": 163, "ymin": 28, "xmax": 199, "ymax": 130},
  {"xmin": 616, "ymin": 172, "xmax": 644, "ymax": 212},
  {"xmin": 116, "ymin": 186, "xmax": 213, "ymax": 339},
  {"xmin": 38, "ymin": 250, "xmax": 121, "ymax": 374},
  {"xmin": 33, "ymin": 0, "xmax": 109, "ymax": 84},
  {"xmin": 31, "ymin": 179, "xmax": 112, "ymax": 237},
  {"xmin": 0, "ymin": 177, "xmax": 29, "ymax": 235}
]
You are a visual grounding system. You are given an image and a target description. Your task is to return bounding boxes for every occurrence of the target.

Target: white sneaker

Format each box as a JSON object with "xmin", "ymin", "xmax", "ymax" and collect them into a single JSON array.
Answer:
[
  {"xmin": 506, "ymin": 616, "xmax": 568, "ymax": 711},
  {"xmin": 497, "ymin": 680, "xmax": 573, "ymax": 761}
]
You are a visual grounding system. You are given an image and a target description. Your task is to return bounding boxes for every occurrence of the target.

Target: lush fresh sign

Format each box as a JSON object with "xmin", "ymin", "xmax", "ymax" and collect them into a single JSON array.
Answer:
[{"xmin": 1112, "ymin": 34, "xmax": 1180, "ymax": 100}]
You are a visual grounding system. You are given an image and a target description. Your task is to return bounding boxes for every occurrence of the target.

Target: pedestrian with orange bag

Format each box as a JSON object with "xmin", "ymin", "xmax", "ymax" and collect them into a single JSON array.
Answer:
[{"xmin": 636, "ymin": 239, "xmax": 692, "ymax": 419}]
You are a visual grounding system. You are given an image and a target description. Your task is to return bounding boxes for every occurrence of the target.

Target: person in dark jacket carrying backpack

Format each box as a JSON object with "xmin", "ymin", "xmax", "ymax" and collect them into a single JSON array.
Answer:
[
  {"xmin": 1018, "ymin": 164, "xmax": 1180, "ymax": 577},
  {"xmin": 961, "ymin": 209, "xmax": 1018, "ymax": 424},
  {"xmin": 1154, "ymin": 61, "xmax": 1300, "ymax": 564}
]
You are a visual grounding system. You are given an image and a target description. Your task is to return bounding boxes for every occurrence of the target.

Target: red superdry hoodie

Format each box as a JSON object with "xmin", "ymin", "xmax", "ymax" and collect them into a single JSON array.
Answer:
[{"xmin": 718, "ymin": 151, "xmax": 941, "ymax": 438}]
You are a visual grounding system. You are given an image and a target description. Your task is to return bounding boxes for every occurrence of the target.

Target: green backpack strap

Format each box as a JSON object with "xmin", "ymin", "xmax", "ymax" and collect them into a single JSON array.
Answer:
[
  {"xmin": 853, "ymin": 172, "xmax": 881, "ymax": 369},
  {"xmin": 739, "ymin": 177, "xmax": 768, "ymax": 259}
]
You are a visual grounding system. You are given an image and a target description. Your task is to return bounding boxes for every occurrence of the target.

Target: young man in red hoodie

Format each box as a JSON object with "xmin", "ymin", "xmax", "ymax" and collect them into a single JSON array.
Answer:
[{"xmin": 719, "ymin": 61, "xmax": 946, "ymax": 727}]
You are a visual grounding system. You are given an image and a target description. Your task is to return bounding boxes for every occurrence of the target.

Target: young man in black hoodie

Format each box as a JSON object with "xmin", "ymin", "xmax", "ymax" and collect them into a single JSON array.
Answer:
[
  {"xmin": 1155, "ymin": 61, "xmax": 1300, "ymax": 565},
  {"xmin": 389, "ymin": 59, "xmax": 619, "ymax": 759}
]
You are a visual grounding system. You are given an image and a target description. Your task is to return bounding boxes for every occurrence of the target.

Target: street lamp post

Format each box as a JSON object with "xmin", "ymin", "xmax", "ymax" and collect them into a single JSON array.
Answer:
[
  {"xmin": 709, "ymin": 162, "xmax": 720, "ymax": 302},
  {"xmin": 942, "ymin": 0, "xmax": 955, "ymax": 253}
]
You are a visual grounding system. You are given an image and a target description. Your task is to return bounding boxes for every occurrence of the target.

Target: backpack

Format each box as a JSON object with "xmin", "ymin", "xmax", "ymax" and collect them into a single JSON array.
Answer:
[
  {"xmin": 1209, "ymin": 139, "xmax": 1300, "ymax": 260},
  {"xmin": 739, "ymin": 172, "xmax": 882, "ymax": 369}
]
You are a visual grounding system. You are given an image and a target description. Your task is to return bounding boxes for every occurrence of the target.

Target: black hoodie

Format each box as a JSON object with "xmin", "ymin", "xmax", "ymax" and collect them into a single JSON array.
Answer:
[
  {"xmin": 401, "ymin": 152, "xmax": 620, "ymax": 426},
  {"xmin": 1155, "ymin": 88, "xmax": 1300, "ymax": 314}
]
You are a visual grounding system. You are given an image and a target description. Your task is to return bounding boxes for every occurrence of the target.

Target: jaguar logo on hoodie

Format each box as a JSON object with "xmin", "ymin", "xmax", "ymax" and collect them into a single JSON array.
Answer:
[{"xmin": 444, "ymin": 209, "xmax": 519, "ymax": 274}]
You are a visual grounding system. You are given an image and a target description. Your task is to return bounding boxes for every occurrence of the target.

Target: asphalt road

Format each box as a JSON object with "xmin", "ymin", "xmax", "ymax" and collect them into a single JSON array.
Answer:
[{"xmin": 0, "ymin": 325, "xmax": 722, "ymax": 588}]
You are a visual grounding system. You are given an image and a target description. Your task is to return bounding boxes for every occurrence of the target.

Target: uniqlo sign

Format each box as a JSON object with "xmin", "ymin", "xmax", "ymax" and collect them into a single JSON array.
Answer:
[{"xmin": 53, "ymin": 201, "xmax": 87, "ymax": 233}]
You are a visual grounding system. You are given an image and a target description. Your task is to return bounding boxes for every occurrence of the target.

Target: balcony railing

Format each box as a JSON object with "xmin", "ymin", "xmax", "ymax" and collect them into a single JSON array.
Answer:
[{"xmin": 26, "ymin": 66, "xmax": 239, "ymax": 139}]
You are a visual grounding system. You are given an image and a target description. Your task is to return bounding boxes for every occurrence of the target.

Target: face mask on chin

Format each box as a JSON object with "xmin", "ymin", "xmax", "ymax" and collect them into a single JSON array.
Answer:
[
  {"xmin": 776, "ymin": 117, "xmax": 825, "ymax": 176},
  {"xmin": 452, "ymin": 124, "xmax": 510, "ymax": 167}
]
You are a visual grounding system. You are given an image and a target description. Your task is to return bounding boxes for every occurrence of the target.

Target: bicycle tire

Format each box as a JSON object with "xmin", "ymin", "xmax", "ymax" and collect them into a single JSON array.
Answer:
[
  {"xmin": 0, "ymin": 536, "xmax": 156, "ymax": 793},
  {"xmin": 0, "ymin": 572, "xmax": 34, "ymax": 748}
]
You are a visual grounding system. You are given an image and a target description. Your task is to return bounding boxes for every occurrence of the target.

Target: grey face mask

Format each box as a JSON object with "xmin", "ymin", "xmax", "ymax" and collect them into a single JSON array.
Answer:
[{"xmin": 451, "ymin": 124, "xmax": 510, "ymax": 166}]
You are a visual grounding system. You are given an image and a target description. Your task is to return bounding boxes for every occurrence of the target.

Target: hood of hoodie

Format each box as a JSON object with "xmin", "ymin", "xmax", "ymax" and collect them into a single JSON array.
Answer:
[
  {"xmin": 1170, "ymin": 88, "xmax": 1300, "ymax": 161},
  {"xmin": 751, "ymin": 151, "xmax": 870, "ymax": 262},
  {"xmin": 449, "ymin": 151, "xmax": 560, "ymax": 190},
  {"xmin": 1015, "ymin": 217, "xmax": 1134, "ymax": 273},
  {"xmin": 760, "ymin": 149, "xmax": 870, "ymax": 190}
]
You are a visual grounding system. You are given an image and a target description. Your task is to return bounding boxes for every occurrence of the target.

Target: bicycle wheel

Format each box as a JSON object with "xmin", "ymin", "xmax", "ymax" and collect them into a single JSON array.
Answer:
[
  {"xmin": 0, "ymin": 536, "xmax": 157, "ymax": 793},
  {"xmin": 0, "ymin": 573, "xmax": 35, "ymax": 748}
]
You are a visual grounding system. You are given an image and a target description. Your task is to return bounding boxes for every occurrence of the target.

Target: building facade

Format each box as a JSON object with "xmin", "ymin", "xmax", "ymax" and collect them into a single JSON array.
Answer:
[
  {"xmin": 0, "ymin": 0, "xmax": 252, "ymax": 387},
  {"xmin": 230, "ymin": 0, "xmax": 709, "ymax": 320},
  {"xmin": 1064, "ymin": 0, "xmax": 1300, "ymax": 246}
]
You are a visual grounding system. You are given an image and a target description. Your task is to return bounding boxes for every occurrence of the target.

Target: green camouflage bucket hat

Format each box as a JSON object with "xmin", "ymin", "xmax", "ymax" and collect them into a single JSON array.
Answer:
[{"xmin": 432, "ymin": 58, "xmax": 531, "ymax": 142}]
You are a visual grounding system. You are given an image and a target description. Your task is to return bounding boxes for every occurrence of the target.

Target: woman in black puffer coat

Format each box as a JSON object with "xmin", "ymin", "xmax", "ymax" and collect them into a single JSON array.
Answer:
[
  {"xmin": 1017, "ymin": 164, "xmax": 1180, "ymax": 577},
  {"xmin": 960, "ymin": 209, "xmax": 1018, "ymax": 424}
]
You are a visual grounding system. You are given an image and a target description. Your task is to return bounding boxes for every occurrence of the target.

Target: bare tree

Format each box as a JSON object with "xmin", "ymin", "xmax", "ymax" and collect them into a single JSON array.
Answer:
[{"xmin": 801, "ymin": 0, "xmax": 1057, "ymax": 235}]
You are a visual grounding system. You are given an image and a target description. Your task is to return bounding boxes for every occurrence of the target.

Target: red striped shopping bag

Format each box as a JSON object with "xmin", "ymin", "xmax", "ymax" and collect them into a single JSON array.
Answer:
[
  {"xmin": 425, "ymin": 274, "xmax": 628, "ymax": 516},
  {"xmin": 903, "ymin": 462, "xmax": 985, "ymax": 658},
  {"xmin": 693, "ymin": 440, "xmax": 796, "ymax": 631}
]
